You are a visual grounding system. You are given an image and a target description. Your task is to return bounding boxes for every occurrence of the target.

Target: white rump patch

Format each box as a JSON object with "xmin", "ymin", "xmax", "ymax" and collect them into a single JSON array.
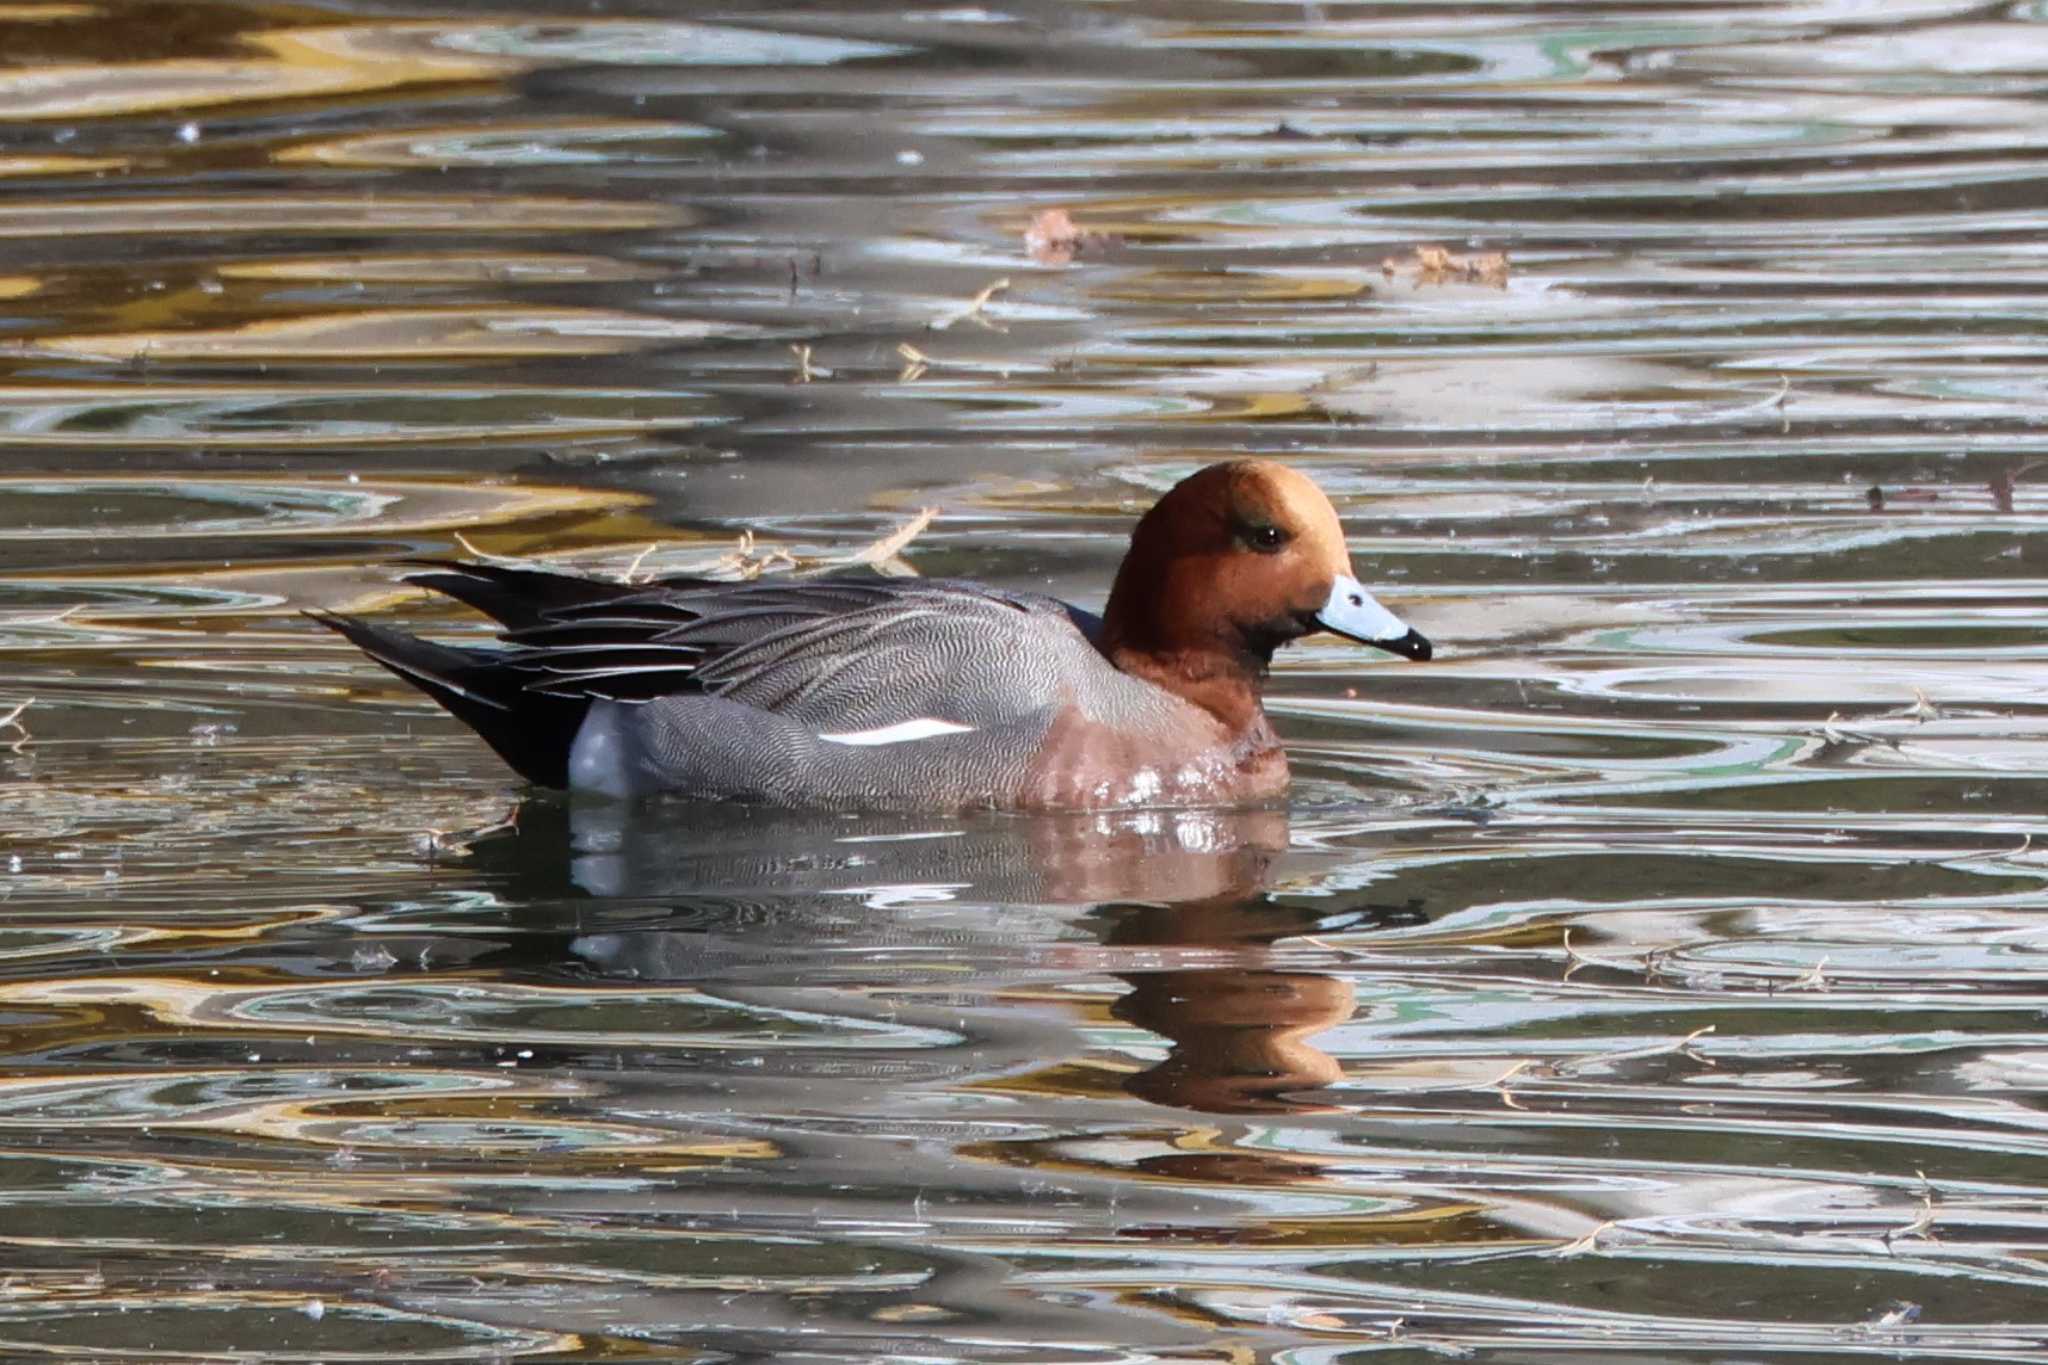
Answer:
[{"xmin": 817, "ymin": 717, "xmax": 975, "ymax": 747}]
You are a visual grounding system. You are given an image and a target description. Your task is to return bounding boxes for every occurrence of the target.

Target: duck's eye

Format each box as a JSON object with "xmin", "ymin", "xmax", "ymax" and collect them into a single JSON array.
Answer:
[{"xmin": 1247, "ymin": 524, "xmax": 1290, "ymax": 553}]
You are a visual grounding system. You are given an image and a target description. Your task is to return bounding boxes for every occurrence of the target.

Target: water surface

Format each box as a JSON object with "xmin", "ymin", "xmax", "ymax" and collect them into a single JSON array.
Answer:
[{"xmin": 5, "ymin": 0, "xmax": 2048, "ymax": 1359}]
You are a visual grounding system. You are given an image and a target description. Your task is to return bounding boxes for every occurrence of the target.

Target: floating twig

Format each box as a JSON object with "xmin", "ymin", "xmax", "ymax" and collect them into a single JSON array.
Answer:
[
  {"xmin": 1545, "ymin": 1220, "xmax": 1617, "ymax": 1259},
  {"xmin": 1490, "ymin": 1058, "xmax": 1543, "ymax": 1109},
  {"xmin": 1553, "ymin": 1025, "xmax": 1716, "ymax": 1077},
  {"xmin": 1881, "ymin": 1179, "xmax": 1939, "ymax": 1250},
  {"xmin": 932, "ymin": 277, "xmax": 1011, "ymax": 332},
  {"xmin": 618, "ymin": 543, "xmax": 659, "ymax": 584},
  {"xmin": 1782, "ymin": 956, "xmax": 1831, "ymax": 993},
  {"xmin": 838, "ymin": 506, "xmax": 937, "ymax": 578},
  {"xmin": 1879, "ymin": 688, "xmax": 1940, "ymax": 724},
  {"xmin": 789, "ymin": 343, "xmax": 830, "ymax": 383},
  {"xmin": 452, "ymin": 530, "xmax": 538, "ymax": 565},
  {"xmin": 0, "ymin": 697, "xmax": 29, "ymax": 752},
  {"xmin": 1560, "ymin": 927, "xmax": 1639, "ymax": 981}
]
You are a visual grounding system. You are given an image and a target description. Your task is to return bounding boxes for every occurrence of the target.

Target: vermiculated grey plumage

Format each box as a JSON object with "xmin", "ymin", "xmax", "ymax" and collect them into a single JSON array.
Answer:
[{"xmin": 313, "ymin": 563, "xmax": 1220, "ymax": 808}]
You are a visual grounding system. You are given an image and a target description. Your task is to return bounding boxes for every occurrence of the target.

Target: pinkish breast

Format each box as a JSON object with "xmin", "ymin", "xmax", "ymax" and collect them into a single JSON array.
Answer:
[{"xmin": 1018, "ymin": 706, "xmax": 1290, "ymax": 810}]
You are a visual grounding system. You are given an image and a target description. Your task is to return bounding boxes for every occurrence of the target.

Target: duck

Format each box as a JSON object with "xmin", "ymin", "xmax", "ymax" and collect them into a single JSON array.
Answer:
[{"xmin": 311, "ymin": 459, "xmax": 1431, "ymax": 810}]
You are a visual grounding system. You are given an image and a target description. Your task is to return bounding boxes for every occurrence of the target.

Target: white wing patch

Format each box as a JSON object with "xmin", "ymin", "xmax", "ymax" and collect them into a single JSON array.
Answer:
[{"xmin": 817, "ymin": 717, "xmax": 976, "ymax": 747}]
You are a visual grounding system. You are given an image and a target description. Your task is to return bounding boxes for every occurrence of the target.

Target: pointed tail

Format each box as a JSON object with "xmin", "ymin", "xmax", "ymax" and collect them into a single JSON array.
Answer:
[{"xmin": 307, "ymin": 609, "xmax": 587, "ymax": 789}]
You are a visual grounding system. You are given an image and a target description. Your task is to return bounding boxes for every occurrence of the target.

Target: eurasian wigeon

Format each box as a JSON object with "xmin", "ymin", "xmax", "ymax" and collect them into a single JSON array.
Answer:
[{"xmin": 313, "ymin": 459, "xmax": 1430, "ymax": 809}]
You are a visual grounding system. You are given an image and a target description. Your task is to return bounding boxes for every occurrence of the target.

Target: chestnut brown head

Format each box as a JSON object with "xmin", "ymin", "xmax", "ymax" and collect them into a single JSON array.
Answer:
[{"xmin": 1102, "ymin": 459, "xmax": 1431, "ymax": 672}]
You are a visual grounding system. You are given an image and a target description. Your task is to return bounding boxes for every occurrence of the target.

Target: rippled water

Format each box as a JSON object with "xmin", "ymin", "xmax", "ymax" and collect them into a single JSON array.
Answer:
[{"xmin": 7, "ymin": 0, "xmax": 2048, "ymax": 1359}]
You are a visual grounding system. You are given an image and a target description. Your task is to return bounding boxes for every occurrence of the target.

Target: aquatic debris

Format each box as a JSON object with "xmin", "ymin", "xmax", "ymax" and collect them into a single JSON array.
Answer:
[
  {"xmin": 452, "ymin": 530, "xmax": 522, "ymax": 563},
  {"xmin": 414, "ymin": 802, "xmax": 518, "ymax": 862},
  {"xmin": 1865, "ymin": 482, "xmax": 1942, "ymax": 512},
  {"xmin": 711, "ymin": 507, "xmax": 939, "ymax": 580},
  {"xmin": 789, "ymin": 342, "xmax": 830, "ymax": 382},
  {"xmin": 1735, "ymin": 373, "xmax": 1793, "ymax": 433},
  {"xmin": 1380, "ymin": 245, "xmax": 1510, "ymax": 288},
  {"xmin": 1559, "ymin": 926, "xmax": 1638, "ymax": 981},
  {"xmin": 1987, "ymin": 457, "xmax": 2048, "ymax": 512},
  {"xmin": 446, "ymin": 503, "xmax": 939, "ymax": 586},
  {"xmin": 896, "ymin": 342, "xmax": 931, "ymax": 381},
  {"xmin": 1545, "ymin": 1219, "xmax": 1617, "ymax": 1258},
  {"xmin": 1882, "ymin": 688, "xmax": 1940, "ymax": 723},
  {"xmin": 1489, "ymin": 1058, "xmax": 1542, "ymax": 1109},
  {"xmin": 842, "ymin": 506, "xmax": 937, "ymax": 577},
  {"xmin": 1781, "ymin": 955, "xmax": 1831, "ymax": 993},
  {"xmin": 1024, "ymin": 208, "xmax": 1083, "ymax": 265},
  {"xmin": 1881, "ymin": 1176, "xmax": 1939, "ymax": 1250},
  {"xmin": 711, "ymin": 527, "xmax": 798, "ymax": 581},
  {"xmin": 0, "ymin": 696, "xmax": 30, "ymax": 752},
  {"xmin": 1022, "ymin": 208, "xmax": 1118, "ymax": 266},
  {"xmin": 618, "ymin": 543, "xmax": 660, "ymax": 584},
  {"xmin": 1303, "ymin": 362, "xmax": 1377, "ymax": 423},
  {"xmin": 1860, "ymin": 1300, "xmax": 1924, "ymax": 1329},
  {"xmin": 1814, "ymin": 711, "xmax": 1904, "ymax": 753},
  {"xmin": 350, "ymin": 943, "xmax": 399, "ymax": 972},
  {"xmin": 931, "ymin": 277, "xmax": 1010, "ymax": 332},
  {"xmin": 1553, "ymin": 1025, "xmax": 1716, "ymax": 1076}
]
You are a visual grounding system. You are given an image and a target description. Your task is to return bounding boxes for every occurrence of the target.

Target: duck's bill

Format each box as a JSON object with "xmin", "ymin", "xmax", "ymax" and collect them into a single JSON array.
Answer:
[{"xmin": 1315, "ymin": 574, "xmax": 1433, "ymax": 661}]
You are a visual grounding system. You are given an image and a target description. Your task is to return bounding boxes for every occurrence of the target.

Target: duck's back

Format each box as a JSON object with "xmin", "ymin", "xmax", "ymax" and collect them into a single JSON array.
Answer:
[
  {"xmin": 317, "ymin": 566, "xmax": 1263, "ymax": 809},
  {"xmin": 568, "ymin": 577, "xmax": 1237, "ymax": 807}
]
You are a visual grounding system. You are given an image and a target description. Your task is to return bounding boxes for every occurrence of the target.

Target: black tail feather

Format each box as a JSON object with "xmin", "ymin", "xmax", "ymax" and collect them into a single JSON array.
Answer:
[
  {"xmin": 307, "ymin": 609, "xmax": 587, "ymax": 788},
  {"xmin": 398, "ymin": 560, "xmax": 720, "ymax": 632}
]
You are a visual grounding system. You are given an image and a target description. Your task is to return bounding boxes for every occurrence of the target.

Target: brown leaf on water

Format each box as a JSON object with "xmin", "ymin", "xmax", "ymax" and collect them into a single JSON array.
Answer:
[
  {"xmin": 1022, "ymin": 207, "xmax": 1121, "ymax": 266},
  {"xmin": 1382, "ymin": 244, "xmax": 1510, "ymax": 288},
  {"xmin": 1025, "ymin": 207, "xmax": 1083, "ymax": 265}
]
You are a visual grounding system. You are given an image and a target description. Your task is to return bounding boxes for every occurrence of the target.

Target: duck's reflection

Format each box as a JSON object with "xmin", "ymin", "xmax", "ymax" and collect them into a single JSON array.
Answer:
[{"xmin": 473, "ymin": 797, "xmax": 1426, "ymax": 1115}]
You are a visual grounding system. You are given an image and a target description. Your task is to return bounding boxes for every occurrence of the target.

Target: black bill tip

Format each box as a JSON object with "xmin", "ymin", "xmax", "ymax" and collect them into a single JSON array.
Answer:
[{"xmin": 1374, "ymin": 628, "xmax": 1432, "ymax": 662}]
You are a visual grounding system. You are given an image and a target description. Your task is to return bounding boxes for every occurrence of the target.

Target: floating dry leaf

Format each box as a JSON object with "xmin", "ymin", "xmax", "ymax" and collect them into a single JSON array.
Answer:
[
  {"xmin": 1022, "ymin": 207, "xmax": 1119, "ymax": 266},
  {"xmin": 1381, "ymin": 244, "xmax": 1510, "ymax": 288},
  {"xmin": 1024, "ymin": 207, "xmax": 1083, "ymax": 265}
]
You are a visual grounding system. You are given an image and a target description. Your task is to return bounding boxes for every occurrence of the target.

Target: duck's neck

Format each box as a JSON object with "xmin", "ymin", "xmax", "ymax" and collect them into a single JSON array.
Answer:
[
  {"xmin": 1101, "ymin": 623, "xmax": 1273, "ymax": 740},
  {"xmin": 1100, "ymin": 528, "xmax": 1283, "ymax": 740}
]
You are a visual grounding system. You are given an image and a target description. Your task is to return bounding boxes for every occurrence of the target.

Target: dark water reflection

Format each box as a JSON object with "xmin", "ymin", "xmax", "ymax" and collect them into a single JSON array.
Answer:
[{"xmin": 8, "ymin": 0, "xmax": 2048, "ymax": 1358}]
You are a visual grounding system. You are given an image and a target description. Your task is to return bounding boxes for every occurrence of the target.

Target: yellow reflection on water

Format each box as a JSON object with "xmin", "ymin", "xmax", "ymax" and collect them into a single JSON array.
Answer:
[
  {"xmin": 216, "ymin": 252, "xmax": 667, "ymax": 284},
  {"xmin": 31, "ymin": 307, "xmax": 751, "ymax": 362},
  {"xmin": 0, "ymin": 20, "xmax": 524, "ymax": 121},
  {"xmin": 278, "ymin": 116, "xmax": 717, "ymax": 168},
  {"xmin": 0, "ymin": 194, "xmax": 691, "ymax": 238}
]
